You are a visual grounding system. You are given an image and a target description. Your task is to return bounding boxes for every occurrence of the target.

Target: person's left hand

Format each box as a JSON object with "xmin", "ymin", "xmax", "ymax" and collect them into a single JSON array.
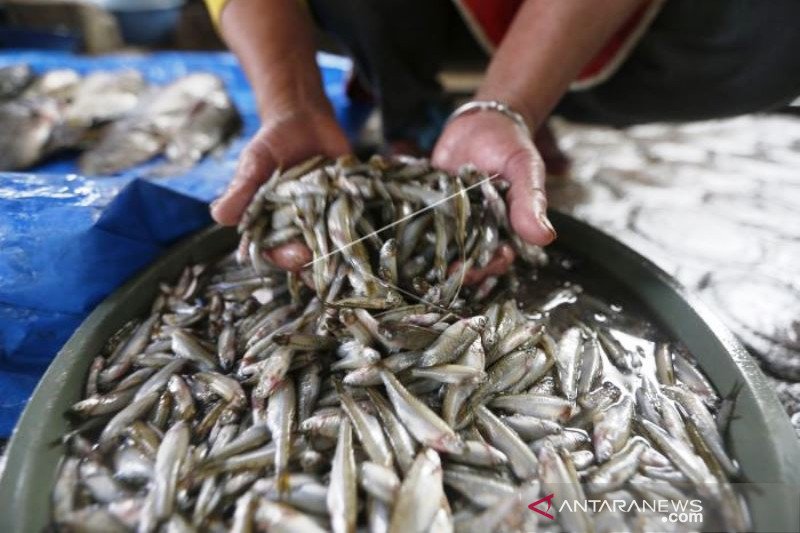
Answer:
[{"xmin": 432, "ymin": 111, "xmax": 557, "ymax": 246}]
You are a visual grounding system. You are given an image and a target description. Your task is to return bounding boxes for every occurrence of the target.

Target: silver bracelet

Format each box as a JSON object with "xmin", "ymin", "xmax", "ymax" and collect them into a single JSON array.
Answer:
[{"xmin": 446, "ymin": 100, "xmax": 532, "ymax": 138}]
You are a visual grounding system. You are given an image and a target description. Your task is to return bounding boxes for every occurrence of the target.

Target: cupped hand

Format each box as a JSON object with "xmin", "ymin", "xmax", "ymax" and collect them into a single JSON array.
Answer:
[
  {"xmin": 212, "ymin": 110, "xmax": 348, "ymax": 271},
  {"xmin": 212, "ymin": 110, "xmax": 350, "ymax": 226},
  {"xmin": 432, "ymin": 111, "xmax": 556, "ymax": 246}
]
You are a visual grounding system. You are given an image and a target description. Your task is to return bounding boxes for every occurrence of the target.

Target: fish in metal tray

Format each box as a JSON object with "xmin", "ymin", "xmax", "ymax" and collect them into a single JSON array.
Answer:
[{"xmin": 49, "ymin": 156, "xmax": 749, "ymax": 532}]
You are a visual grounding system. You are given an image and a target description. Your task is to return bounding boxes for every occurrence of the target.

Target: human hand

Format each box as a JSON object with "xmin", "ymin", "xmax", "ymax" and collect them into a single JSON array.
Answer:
[
  {"xmin": 212, "ymin": 110, "xmax": 350, "ymax": 226},
  {"xmin": 212, "ymin": 110, "xmax": 349, "ymax": 271},
  {"xmin": 432, "ymin": 110, "xmax": 556, "ymax": 246}
]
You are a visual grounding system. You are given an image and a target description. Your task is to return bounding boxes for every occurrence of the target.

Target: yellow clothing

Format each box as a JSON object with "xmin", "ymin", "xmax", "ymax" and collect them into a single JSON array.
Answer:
[
  {"xmin": 205, "ymin": 0, "xmax": 309, "ymax": 30},
  {"xmin": 204, "ymin": 0, "xmax": 230, "ymax": 29}
]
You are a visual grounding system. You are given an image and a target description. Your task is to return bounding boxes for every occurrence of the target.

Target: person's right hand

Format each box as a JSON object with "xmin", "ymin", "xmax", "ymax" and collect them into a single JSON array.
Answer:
[
  {"xmin": 212, "ymin": 110, "xmax": 350, "ymax": 226},
  {"xmin": 211, "ymin": 110, "xmax": 349, "ymax": 271}
]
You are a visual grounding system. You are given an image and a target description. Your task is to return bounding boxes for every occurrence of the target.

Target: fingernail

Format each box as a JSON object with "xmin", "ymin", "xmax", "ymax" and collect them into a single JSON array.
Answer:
[{"xmin": 538, "ymin": 212, "xmax": 557, "ymax": 240}]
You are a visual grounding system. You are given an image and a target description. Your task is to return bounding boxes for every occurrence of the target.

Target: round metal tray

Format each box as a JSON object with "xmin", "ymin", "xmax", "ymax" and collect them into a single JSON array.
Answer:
[{"xmin": 1, "ymin": 212, "xmax": 798, "ymax": 532}]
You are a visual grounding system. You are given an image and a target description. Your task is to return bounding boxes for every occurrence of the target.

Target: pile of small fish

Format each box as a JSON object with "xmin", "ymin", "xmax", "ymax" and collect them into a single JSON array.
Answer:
[
  {"xmin": 51, "ymin": 156, "xmax": 749, "ymax": 532},
  {"xmin": 0, "ymin": 64, "xmax": 239, "ymax": 174}
]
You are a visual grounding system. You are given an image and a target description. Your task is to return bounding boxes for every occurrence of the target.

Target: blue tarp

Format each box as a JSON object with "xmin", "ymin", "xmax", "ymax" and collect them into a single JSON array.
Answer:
[{"xmin": 0, "ymin": 51, "xmax": 369, "ymax": 436}]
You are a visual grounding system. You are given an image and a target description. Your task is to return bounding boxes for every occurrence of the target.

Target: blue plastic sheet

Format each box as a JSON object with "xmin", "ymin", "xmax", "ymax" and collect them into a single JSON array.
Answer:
[{"xmin": 0, "ymin": 51, "xmax": 369, "ymax": 436}]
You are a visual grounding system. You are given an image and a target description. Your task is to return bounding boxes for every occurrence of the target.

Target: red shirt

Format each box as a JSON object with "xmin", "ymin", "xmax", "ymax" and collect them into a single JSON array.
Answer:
[{"xmin": 453, "ymin": 0, "xmax": 664, "ymax": 90}]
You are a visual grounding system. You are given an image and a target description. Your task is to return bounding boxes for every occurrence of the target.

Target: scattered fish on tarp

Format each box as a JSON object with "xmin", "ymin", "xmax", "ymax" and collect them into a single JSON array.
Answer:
[
  {"xmin": 80, "ymin": 73, "xmax": 239, "ymax": 176},
  {"xmin": 0, "ymin": 65, "xmax": 240, "ymax": 174},
  {"xmin": 0, "ymin": 64, "xmax": 34, "ymax": 101}
]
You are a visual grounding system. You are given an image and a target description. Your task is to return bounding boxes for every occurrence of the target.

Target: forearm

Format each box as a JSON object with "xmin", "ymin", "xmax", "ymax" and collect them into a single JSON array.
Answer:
[
  {"xmin": 477, "ymin": 0, "xmax": 645, "ymax": 129},
  {"xmin": 219, "ymin": 0, "xmax": 332, "ymax": 120}
]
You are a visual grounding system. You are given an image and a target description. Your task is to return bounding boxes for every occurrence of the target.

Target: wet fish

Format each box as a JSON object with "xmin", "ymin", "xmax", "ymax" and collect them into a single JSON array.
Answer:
[
  {"xmin": 380, "ymin": 370, "xmax": 463, "ymax": 454},
  {"xmin": 475, "ymin": 405, "xmax": 538, "ymax": 480},
  {"xmin": 555, "ymin": 327, "xmax": 583, "ymax": 401},
  {"xmin": 359, "ymin": 461, "xmax": 400, "ymax": 503},
  {"xmin": 48, "ymin": 156, "xmax": 747, "ymax": 533},
  {"xmin": 443, "ymin": 465, "xmax": 515, "ymax": 507},
  {"xmin": 592, "ymin": 395, "xmax": 634, "ymax": 462},
  {"xmin": 389, "ymin": 448, "xmax": 444, "ymax": 533},
  {"xmin": 152, "ymin": 420, "xmax": 190, "ymax": 521},
  {"xmin": 0, "ymin": 64, "xmax": 34, "ymax": 100},
  {"xmin": 327, "ymin": 419, "xmax": 357, "ymax": 533}
]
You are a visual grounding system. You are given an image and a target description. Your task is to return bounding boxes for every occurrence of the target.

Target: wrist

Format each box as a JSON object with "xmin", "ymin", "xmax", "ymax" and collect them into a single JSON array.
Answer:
[
  {"xmin": 474, "ymin": 89, "xmax": 540, "ymax": 133},
  {"xmin": 258, "ymin": 105, "xmax": 337, "ymax": 139},
  {"xmin": 256, "ymin": 90, "xmax": 334, "ymax": 125},
  {"xmin": 250, "ymin": 62, "xmax": 335, "ymax": 124},
  {"xmin": 447, "ymin": 100, "xmax": 532, "ymax": 140},
  {"xmin": 220, "ymin": 0, "xmax": 332, "ymax": 124}
]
